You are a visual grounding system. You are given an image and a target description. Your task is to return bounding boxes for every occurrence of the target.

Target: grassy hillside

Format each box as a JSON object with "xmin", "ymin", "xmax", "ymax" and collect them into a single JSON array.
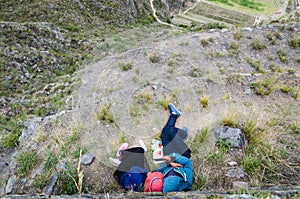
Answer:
[
  {"xmin": 0, "ymin": 0, "xmax": 155, "ymax": 148},
  {"xmin": 206, "ymin": 0, "xmax": 283, "ymax": 15},
  {"xmin": 0, "ymin": 0, "xmax": 151, "ymax": 26}
]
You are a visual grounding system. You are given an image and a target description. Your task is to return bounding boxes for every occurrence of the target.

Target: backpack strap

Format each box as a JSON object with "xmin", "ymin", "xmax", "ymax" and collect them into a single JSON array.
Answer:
[{"xmin": 149, "ymin": 177, "xmax": 161, "ymax": 192}]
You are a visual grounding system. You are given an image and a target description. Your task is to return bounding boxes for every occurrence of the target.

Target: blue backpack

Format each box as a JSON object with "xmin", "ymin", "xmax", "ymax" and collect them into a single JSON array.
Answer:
[{"xmin": 120, "ymin": 166, "xmax": 148, "ymax": 191}]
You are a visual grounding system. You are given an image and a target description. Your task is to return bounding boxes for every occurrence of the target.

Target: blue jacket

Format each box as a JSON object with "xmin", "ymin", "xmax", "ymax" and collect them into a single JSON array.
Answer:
[{"xmin": 157, "ymin": 153, "xmax": 193, "ymax": 192}]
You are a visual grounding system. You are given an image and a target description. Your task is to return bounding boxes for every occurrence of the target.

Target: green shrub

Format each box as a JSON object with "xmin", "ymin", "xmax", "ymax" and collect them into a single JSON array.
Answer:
[
  {"xmin": 156, "ymin": 97, "xmax": 172, "ymax": 110},
  {"xmin": 1, "ymin": 118, "xmax": 24, "ymax": 148},
  {"xmin": 201, "ymin": 39, "xmax": 209, "ymax": 47},
  {"xmin": 234, "ymin": 30, "xmax": 242, "ymax": 40},
  {"xmin": 193, "ymin": 128, "xmax": 210, "ymax": 145},
  {"xmin": 44, "ymin": 151, "xmax": 58, "ymax": 171},
  {"xmin": 200, "ymin": 94, "xmax": 209, "ymax": 108},
  {"xmin": 217, "ymin": 139, "xmax": 231, "ymax": 153},
  {"xmin": 266, "ymin": 33, "xmax": 276, "ymax": 45},
  {"xmin": 62, "ymin": 24, "xmax": 79, "ymax": 32},
  {"xmin": 242, "ymin": 143, "xmax": 279, "ymax": 184},
  {"xmin": 243, "ymin": 120, "xmax": 258, "ymax": 144},
  {"xmin": 288, "ymin": 35, "xmax": 300, "ymax": 48},
  {"xmin": 251, "ymin": 76, "xmax": 278, "ymax": 95},
  {"xmin": 251, "ymin": 39, "xmax": 267, "ymax": 51},
  {"xmin": 149, "ymin": 52, "xmax": 161, "ymax": 63},
  {"xmin": 280, "ymin": 86, "xmax": 292, "ymax": 93},
  {"xmin": 57, "ymin": 163, "xmax": 80, "ymax": 195},
  {"xmin": 269, "ymin": 64, "xmax": 283, "ymax": 72},
  {"xmin": 277, "ymin": 49, "xmax": 288, "ymax": 63},
  {"xmin": 33, "ymin": 171, "xmax": 52, "ymax": 190},
  {"xmin": 129, "ymin": 103, "xmax": 139, "ymax": 117},
  {"xmin": 72, "ymin": 146, "xmax": 88, "ymax": 159},
  {"xmin": 289, "ymin": 122, "xmax": 300, "ymax": 134},
  {"xmin": 204, "ymin": 22, "xmax": 227, "ymax": 30},
  {"xmin": 190, "ymin": 66, "xmax": 203, "ymax": 78},
  {"xmin": 120, "ymin": 132, "xmax": 127, "ymax": 143},
  {"xmin": 246, "ymin": 57, "xmax": 265, "ymax": 73},
  {"xmin": 293, "ymin": 89, "xmax": 299, "ymax": 100},
  {"xmin": 193, "ymin": 175, "xmax": 206, "ymax": 190},
  {"xmin": 135, "ymin": 91, "xmax": 153, "ymax": 103},
  {"xmin": 166, "ymin": 17, "xmax": 172, "ymax": 24},
  {"xmin": 118, "ymin": 62, "xmax": 133, "ymax": 71},
  {"xmin": 230, "ymin": 41, "xmax": 240, "ymax": 50},
  {"xmin": 16, "ymin": 151, "xmax": 40, "ymax": 176},
  {"xmin": 96, "ymin": 103, "xmax": 115, "ymax": 123},
  {"xmin": 207, "ymin": 149, "xmax": 226, "ymax": 166},
  {"xmin": 222, "ymin": 114, "xmax": 238, "ymax": 127}
]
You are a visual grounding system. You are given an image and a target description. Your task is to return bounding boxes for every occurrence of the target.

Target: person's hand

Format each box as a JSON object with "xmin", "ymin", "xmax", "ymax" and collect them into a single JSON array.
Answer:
[
  {"xmin": 163, "ymin": 156, "xmax": 171, "ymax": 162},
  {"xmin": 170, "ymin": 162, "xmax": 183, "ymax": 168}
]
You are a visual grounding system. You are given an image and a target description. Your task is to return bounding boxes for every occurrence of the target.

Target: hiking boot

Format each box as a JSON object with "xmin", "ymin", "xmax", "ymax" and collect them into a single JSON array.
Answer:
[
  {"xmin": 116, "ymin": 143, "xmax": 128, "ymax": 158},
  {"xmin": 168, "ymin": 103, "xmax": 181, "ymax": 117},
  {"xmin": 139, "ymin": 139, "xmax": 147, "ymax": 153},
  {"xmin": 109, "ymin": 157, "xmax": 121, "ymax": 167}
]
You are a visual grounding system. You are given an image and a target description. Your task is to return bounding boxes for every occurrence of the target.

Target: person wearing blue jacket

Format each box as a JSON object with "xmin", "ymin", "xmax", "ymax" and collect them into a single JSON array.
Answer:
[{"xmin": 157, "ymin": 152, "xmax": 193, "ymax": 192}]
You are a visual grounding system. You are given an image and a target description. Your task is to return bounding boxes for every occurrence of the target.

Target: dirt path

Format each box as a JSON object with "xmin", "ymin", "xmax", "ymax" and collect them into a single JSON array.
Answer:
[{"xmin": 150, "ymin": 0, "xmax": 175, "ymax": 27}]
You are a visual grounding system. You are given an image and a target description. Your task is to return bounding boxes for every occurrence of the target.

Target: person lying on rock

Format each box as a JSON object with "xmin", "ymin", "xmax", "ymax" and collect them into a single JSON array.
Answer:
[
  {"xmin": 157, "ymin": 153, "xmax": 193, "ymax": 192},
  {"xmin": 154, "ymin": 103, "xmax": 193, "ymax": 192}
]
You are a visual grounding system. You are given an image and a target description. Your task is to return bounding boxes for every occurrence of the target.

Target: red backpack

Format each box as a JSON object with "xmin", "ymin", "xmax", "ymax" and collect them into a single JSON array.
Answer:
[{"xmin": 144, "ymin": 172, "xmax": 164, "ymax": 192}]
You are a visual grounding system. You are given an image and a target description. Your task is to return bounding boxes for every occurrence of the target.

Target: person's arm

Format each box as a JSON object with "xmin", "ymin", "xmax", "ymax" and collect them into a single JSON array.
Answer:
[
  {"xmin": 173, "ymin": 153, "xmax": 193, "ymax": 185},
  {"xmin": 163, "ymin": 155, "xmax": 183, "ymax": 168}
]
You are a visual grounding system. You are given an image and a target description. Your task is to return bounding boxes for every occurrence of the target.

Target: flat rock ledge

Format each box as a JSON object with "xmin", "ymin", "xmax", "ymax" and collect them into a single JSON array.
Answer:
[{"xmin": 1, "ymin": 188, "xmax": 300, "ymax": 199}]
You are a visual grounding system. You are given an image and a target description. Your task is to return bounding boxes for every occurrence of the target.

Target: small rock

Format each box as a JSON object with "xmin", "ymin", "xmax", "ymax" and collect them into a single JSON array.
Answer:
[
  {"xmin": 9, "ymin": 160, "xmax": 17, "ymax": 170},
  {"xmin": 221, "ymin": 29, "xmax": 229, "ymax": 33},
  {"xmin": 19, "ymin": 117, "xmax": 43, "ymax": 143},
  {"xmin": 226, "ymin": 168, "xmax": 247, "ymax": 179},
  {"xmin": 56, "ymin": 161, "xmax": 67, "ymax": 171},
  {"xmin": 19, "ymin": 178, "xmax": 27, "ymax": 184},
  {"xmin": 227, "ymin": 161, "xmax": 238, "ymax": 167},
  {"xmin": 241, "ymin": 27, "xmax": 253, "ymax": 32},
  {"xmin": 0, "ymin": 186, "xmax": 4, "ymax": 196},
  {"xmin": 245, "ymin": 88, "xmax": 252, "ymax": 95},
  {"xmin": 232, "ymin": 181, "xmax": 249, "ymax": 189},
  {"xmin": 152, "ymin": 84, "xmax": 158, "ymax": 90},
  {"xmin": 5, "ymin": 175, "xmax": 16, "ymax": 194},
  {"xmin": 226, "ymin": 194, "xmax": 258, "ymax": 199},
  {"xmin": 44, "ymin": 172, "xmax": 58, "ymax": 195},
  {"xmin": 213, "ymin": 127, "xmax": 245, "ymax": 148},
  {"xmin": 81, "ymin": 153, "xmax": 95, "ymax": 165}
]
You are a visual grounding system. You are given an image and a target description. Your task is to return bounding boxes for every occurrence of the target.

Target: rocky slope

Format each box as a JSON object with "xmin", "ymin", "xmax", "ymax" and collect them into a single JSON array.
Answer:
[{"xmin": 1, "ymin": 0, "xmax": 300, "ymax": 198}]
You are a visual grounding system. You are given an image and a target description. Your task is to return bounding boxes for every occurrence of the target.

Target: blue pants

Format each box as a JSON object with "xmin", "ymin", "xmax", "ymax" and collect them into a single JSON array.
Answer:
[{"xmin": 161, "ymin": 115, "xmax": 191, "ymax": 158}]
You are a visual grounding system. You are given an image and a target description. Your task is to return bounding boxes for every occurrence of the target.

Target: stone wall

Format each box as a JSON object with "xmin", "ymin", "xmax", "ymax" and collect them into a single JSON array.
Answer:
[
  {"xmin": 192, "ymin": 1, "xmax": 256, "ymax": 26},
  {"xmin": 2, "ymin": 188, "xmax": 300, "ymax": 199}
]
